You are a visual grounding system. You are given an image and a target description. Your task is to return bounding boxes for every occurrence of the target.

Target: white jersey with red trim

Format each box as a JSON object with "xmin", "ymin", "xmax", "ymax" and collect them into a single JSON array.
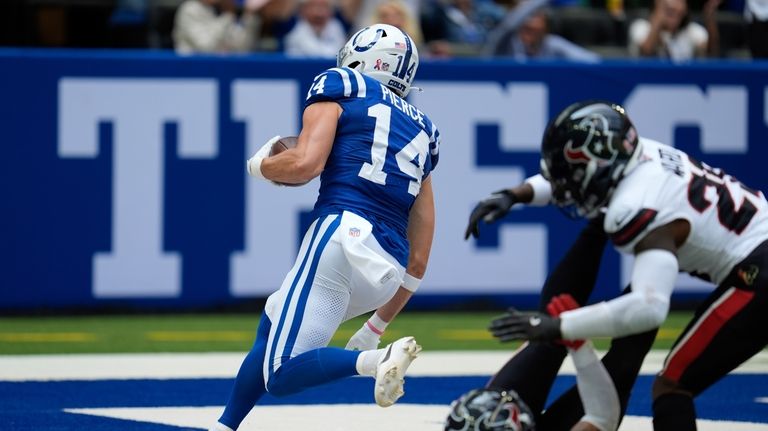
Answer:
[{"xmin": 603, "ymin": 138, "xmax": 768, "ymax": 284}]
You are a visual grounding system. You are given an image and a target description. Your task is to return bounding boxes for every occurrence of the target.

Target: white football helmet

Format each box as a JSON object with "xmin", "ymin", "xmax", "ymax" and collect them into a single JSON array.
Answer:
[{"xmin": 337, "ymin": 24, "xmax": 419, "ymax": 98}]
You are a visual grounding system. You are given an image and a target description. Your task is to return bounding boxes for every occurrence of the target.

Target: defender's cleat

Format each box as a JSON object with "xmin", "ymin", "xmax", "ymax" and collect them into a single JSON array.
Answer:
[{"xmin": 374, "ymin": 336, "xmax": 422, "ymax": 407}]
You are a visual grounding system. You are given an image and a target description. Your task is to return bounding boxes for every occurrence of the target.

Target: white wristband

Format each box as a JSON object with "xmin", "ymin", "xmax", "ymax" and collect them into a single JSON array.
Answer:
[
  {"xmin": 247, "ymin": 135, "xmax": 280, "ymax": 182},
  {"xmin": 525, "ymin": 174, "xmax": 553, "ymax": 206},
  {"xmin": 401, "ymin": 273, "xmax": 422, "ymax": 292},
  {"xmin": 366, "ymin": 313, "xmax": 389, "ymax": 335},
  {"xmin": 246, "ymin": 156, "xmax": 266, "ymax": 180}
]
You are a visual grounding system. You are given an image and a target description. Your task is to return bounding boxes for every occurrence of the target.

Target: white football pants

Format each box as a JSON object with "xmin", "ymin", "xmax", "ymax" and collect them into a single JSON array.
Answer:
[{"xmin": 262, "ymin": 211, "xmax": 405, "ymax": 383}]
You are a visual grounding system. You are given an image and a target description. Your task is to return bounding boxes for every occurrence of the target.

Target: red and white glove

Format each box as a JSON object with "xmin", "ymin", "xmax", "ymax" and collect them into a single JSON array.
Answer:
[{"xmin": 546, "ymin": 294, "xmax": 586, "ymax": 350}]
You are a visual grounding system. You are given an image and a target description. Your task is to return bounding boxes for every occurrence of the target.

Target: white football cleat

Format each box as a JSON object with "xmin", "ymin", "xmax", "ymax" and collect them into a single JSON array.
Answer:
[{"xmin": 374, "ymin": 336, "xmax": 422, "ymax": 407}]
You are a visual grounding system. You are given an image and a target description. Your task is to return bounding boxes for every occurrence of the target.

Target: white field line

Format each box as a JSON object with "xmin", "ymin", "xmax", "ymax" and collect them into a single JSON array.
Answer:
[
  {"xmin": 63, "ymin": 405, "xmax": 768, "ymax": 431},
  {"xmin": 3, "ymin": 350, "xmax": 768, "ymax": 381}
]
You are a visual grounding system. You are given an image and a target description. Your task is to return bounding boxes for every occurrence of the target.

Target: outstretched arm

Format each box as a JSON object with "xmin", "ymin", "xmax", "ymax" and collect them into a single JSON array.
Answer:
[
  {"xmin": 490, "ymin": 219, "xmax": 688, "ymax": 342},
  {"xmin": 570, "ymin": 342, "xmax": 621, "ymax": 431},
  {"xmin": 541, "ymin": 289, "xmax": 657, "ymax": 430},
  {"xmin": 559, "ymin": 219, "xmax": 687, "ymax": 340},
  {"xmin": 548, "ymin": 294, "xmax": 620, "ymax": 431},
  {"xmin": 465, "ymin": 174, "xmax": 551, "ymax": 240}
]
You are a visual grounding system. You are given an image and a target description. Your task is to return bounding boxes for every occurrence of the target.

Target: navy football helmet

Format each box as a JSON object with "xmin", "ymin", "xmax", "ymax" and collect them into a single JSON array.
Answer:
[
  {"xmin": 444, "ymin": 388, "xmax": 536, "ymax": 431},
  {"xmin": 540, "ymin": 100, "xmax": 640, "ymax": 218}
]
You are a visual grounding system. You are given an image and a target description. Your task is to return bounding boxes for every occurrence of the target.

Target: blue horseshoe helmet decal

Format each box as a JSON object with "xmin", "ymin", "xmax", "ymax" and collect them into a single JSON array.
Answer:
[{"xmin": 352, "ymin": 27, "xmax": 385, "ymax": 52}]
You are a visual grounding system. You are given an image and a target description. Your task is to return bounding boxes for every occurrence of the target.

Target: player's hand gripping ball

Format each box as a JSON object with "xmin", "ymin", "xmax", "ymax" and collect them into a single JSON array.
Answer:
[
  {"xmin": 269, "ymin": 136, "xmax": 309, "ymax": 187},
  {"xmin": 269, "ymin": 136, "xmax": 298, "ymax": 156}
]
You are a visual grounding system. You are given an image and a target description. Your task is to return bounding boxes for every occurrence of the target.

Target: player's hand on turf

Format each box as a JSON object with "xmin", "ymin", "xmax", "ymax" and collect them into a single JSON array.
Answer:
[
  {"xmin": 345, "ymin": 322, "xmax": 381, "ymax": 351},
  {"xmin": 545, "ymin": 294, "xmax": 585, "ymax": 350},
  {"xmin": 464, "ymin": 189, "xmax": 518, "ymax": 240},
  {"xmin": 246, "ymin": 135, "xmax": 280, "ymax": 182},
  {"xmin": 489, "ymin": 309, "xmax": 561, "ymax": 342}
]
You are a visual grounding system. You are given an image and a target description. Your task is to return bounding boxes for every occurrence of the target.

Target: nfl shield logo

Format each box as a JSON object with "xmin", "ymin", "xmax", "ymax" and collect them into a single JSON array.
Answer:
[{"xmin": 349, "ymin": 227, "xmax": 361, "ymax": 237}]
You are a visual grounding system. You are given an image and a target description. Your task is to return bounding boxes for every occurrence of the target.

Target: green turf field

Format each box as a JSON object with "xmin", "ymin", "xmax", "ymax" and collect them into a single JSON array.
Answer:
[{"xmin": 0, "ymin": 311, "xmax": 693, "ymax": 355}]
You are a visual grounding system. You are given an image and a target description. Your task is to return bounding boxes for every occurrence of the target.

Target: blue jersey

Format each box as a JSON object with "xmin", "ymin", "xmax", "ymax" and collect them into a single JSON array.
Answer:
[{"xmin": 305, "ymin": 67, "xmax": 440, "ymax": 266}]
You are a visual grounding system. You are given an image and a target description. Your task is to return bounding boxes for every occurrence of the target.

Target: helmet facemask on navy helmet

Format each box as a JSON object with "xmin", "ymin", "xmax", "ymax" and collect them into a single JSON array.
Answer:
[{"xmin": 540, "ymin": 100, "xmax": 641, "ymax": 218}]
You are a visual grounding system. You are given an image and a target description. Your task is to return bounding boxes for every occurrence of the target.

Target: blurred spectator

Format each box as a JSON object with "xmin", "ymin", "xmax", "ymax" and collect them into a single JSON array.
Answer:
[
  {"xmin": 283, "ymin": 0, "xmax": 348, "ymax": 57},
  {"xmin": 350, "ymin": 0, "xmax": 421, "ymax": 32},
  {"xmin": 485, "ymin": 0, "xmax": 601, "ymax": 61},
  {"xmin": 443, "ymin": 0, "xmax": 505, "ymax": 44},
  {"xmin": 365, "ymin": 0, "xmax": 424, "ymax": 45},
  {"xmin": 420, "ymin": 0, "xmax": 506, "ymax": 57},
  {"xmin": 628, "ymin": 0, "xmax": 720, "ymax": 61},
  {"xmin": 746, "ymin": 0, "xmax": 768, "ymax": 57},
  {"xmin": 173, "ymin": 0, "xmax": 265, "ymax": 54},
  {"xmin": 702, "ymin": 0, "xmax": 722, "ymax": 56}
]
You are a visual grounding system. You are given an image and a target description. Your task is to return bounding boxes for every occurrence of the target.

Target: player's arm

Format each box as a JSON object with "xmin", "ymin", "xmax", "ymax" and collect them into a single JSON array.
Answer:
[
  {"xmin": 403, "ymin": 175, "xmax": 436, "ymax": 283},
  {"xmin": 259, "ymin": 101, "xmax": 342, "ymax": 185},
  {"xmin": 490, "ymin": 219, "xmax": 689, "ymax": 342},
  {"xmin": 383, "ymin": 174, "xmax": 436, "ymax": 312},
  {"xmin": 465, "ymin": 174, "xmax": 551, "ymax": 239},
  {"xmin": 558, "ymin": 219, "xmax": 688, "ymax": 340},
  {"xmin": 570, "ymin": 341, "xmax": 621, "ymax": 431},
  {"xmin": 346, "ymin": 177, "xmax": 435, "ymax": 351},
  {"xmin": 540, "ymin": 294, "xmax": 620, "ymax": 431}
]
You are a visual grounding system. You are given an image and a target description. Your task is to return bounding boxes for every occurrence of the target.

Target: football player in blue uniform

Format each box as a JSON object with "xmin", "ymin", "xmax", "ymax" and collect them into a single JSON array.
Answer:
[{"xmin": 208, "ymin": 24, "xmax": 440, "ymax": 431}]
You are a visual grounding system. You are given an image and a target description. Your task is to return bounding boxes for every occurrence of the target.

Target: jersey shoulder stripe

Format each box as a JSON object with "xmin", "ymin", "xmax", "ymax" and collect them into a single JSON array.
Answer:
[
  {"xmin": 609, "ymin": 208, "xmax": 658, "ymax": 246},
  {"xmin": 329, "ymin": 67, "xmax": 353, "ymax": 97},
  {"xmin": 305, "ymin": 67, "xmax": 368, "ymax": 105},
  {"xmin": 345, "ymin": 68, "xmax": 367, "ymax": 98},
  {"xmin": 429, "ymin": 122, "xmax": 440, "ymax": 169},
  {"xmin": 327, "ymin": 67, "xmax": 368, "ymax": 98}
]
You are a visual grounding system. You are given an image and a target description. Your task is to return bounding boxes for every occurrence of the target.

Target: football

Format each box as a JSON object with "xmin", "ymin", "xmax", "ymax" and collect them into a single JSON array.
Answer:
[
  {"xmin": 269, "ymin": 136, "xmax": 308, "ymax": 186},
  {"xmin": 270, "ymin": 136, "xmax": 298, "ymax": 157}
]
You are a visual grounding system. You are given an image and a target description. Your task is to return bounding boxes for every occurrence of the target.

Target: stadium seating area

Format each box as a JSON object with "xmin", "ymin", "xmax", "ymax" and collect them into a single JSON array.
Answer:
[
  {"xmin": 0, "ymin": 0, "xmax": 752, "ymax": 59},
  {"xmin": 548, "ymin": 6, "xmax": 749, "ymax": 58}
]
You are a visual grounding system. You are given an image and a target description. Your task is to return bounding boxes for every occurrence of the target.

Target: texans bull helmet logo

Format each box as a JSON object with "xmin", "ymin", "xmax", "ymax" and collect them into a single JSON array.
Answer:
[
  {"xmin": 563, "ymin": 112, "xmax": 619, "ymax": 166},
  {"xmin": 563, "ymin": 110, "xmax": 638, "ymax": 169}
]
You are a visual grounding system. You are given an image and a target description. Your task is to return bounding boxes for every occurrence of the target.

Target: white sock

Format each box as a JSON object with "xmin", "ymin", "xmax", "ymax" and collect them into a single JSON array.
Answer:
[
  {"xmin": 209, "ymin": 422, "xmax": 234, "ymax": 431},
  {"xmin": 356, "ymin": 348, "xmax": 386, "ymax": 376}
]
